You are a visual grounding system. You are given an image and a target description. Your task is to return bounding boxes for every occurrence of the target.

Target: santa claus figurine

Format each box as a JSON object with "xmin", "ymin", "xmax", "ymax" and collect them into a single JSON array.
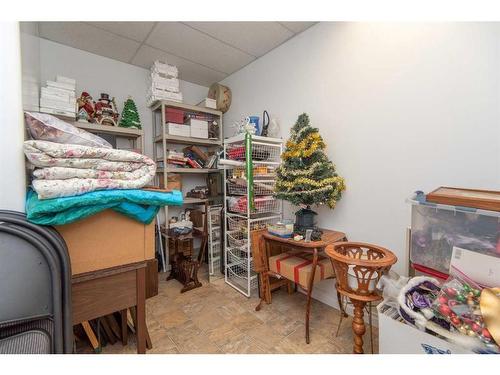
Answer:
[
  {"xmin": 76, "ymin": 91, "xmax": 96, "ymax": 123},
  {"xmin": 95, "ymin": 93, "xmax": 119, "ymax": 126}
]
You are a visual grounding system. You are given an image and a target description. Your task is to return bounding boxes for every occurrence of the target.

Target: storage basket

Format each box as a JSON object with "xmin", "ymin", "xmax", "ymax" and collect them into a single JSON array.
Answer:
[
  {"xmin": 227, "ymin": 230, "xmax": 247, "ymax": 248},
  {"xmin": 228, "ymin": 196, "xmax": 280, "ymax": 215}
]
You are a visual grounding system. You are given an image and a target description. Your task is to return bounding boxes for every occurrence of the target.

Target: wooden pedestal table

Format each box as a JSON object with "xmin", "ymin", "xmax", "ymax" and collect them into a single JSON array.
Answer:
[
  {"xmin": 255, "ymin": 229, "xmax": 348, "ymax": 344},
  {"xmin": 166, "ymin": 229, "xmax": 207, "ymax": 293},
  {"xmin": 336, "ymin": 287, "xmax": 381, "ymax": 353},
  {"xmin": 326, "ymin": 242, "xmax": 397, "ymax": 354},
  {"xmin": 72, "ymin": 261, "xmax": 148, "ymax": 354}
]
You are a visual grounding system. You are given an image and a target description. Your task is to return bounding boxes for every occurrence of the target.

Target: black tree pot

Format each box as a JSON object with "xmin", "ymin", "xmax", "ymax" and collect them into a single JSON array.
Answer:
[{"xmin": 293, "ymin": 207, "xmax": 322, "ymax": 241}]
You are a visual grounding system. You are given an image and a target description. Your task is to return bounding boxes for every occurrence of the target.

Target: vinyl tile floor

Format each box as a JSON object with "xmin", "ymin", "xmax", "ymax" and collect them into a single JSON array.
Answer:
[{"xmin": 76, "ymin": 268, "xmax": 379, "ymax": 354}]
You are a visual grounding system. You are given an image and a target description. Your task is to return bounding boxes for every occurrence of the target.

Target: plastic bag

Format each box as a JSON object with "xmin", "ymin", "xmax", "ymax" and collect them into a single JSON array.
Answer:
[
  {"xmin": 432, "ymin": 275, "xmax": 496, "ymax": 347},
  {"xmin": 25, "ymin": 111, "xmax": 112, "ymax": 149}
]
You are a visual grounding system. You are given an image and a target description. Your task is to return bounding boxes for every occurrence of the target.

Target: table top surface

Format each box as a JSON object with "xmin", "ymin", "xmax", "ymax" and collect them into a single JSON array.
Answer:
[{"xmin": 262, "ymin": 229, "xmax": 346, "ymax": 248}]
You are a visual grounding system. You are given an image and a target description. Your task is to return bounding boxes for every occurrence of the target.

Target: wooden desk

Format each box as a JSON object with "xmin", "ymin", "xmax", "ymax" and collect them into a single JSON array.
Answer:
[
  {"xmin": 257, "ymin": 229, "xmax": 347, "ymax": 344},
  {"xmin": 72, "ymin": 261, "xmax": 147, "ymax": 354}
]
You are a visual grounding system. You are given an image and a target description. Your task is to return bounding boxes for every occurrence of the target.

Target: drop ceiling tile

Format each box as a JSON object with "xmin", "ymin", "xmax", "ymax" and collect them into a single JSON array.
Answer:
[
  {"xmin": 86, "ymin": 22, "xmax": 155, "ymax": 42},
  {"xmin": 132, "ymin": 44, "xmax": 227, "ymax": 86},
  {"xmin": 39, "ymin": 22, "xmax": 141, "ymax": 64},
  {"xmin": 146, "ymin": 22, "xmax": 254, "ymax": 74},
  {"xmin": 184, "ymin": 22, "xmax": 294, "ymax": 57},
  {"xmin": 279, "ymin": 22, "xmax": 316, "ymax": 34}
]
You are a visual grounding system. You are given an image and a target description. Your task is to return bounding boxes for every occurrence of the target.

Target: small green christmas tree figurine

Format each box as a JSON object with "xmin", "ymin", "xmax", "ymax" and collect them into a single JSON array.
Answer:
[
  {"xmin": 119, "ymin": 97, "xmax": 142, "ymax": 129},
  {"xmin": 275, "ymin": 113, "xmax": 345, "ymax": 238}
]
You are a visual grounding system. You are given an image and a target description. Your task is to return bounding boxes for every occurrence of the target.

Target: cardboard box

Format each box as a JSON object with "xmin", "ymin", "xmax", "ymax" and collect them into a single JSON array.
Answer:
[
  {"xmin": 167, "ymin": 122, "xmax": 190, "ymax": 137},
  {"xmin": 199, "ymin": 98, "xmax": 216, "ymax": 109},
  {"xmin": 450, "ymin": 247, "xmax": 500, "ymax": 287},
  {"xmin": 167, "ymin": 173, "xmax": 182, "ymax": 191},
  {"xmin": 189, "ymin": 119, "xmax": 209, "ymax": 139},
  {"xmin": 378, "ymin": 303, "xmax": 474, "ymax": 354},
  {"xmin": 268, "ymin": 252, "xmax": 333, "ymax": 288},
  {"xmin": 56, "ymin": 210, "xmax": 155, "ymax": 275},
  {"xmin": 165, "ymin": 108, "xmax": 184, "ymax": 124}
]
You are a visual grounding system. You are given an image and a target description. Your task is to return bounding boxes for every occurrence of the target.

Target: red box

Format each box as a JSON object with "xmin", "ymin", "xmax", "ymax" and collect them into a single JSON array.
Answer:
[{"xmin": 165, "ymin": 108, "xmax": 184, "ymax": 124}]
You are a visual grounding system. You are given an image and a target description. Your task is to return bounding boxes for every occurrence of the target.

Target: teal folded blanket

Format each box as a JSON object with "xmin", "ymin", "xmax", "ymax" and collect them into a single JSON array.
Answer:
[{"xmin": 26, "ymin": 188, "xmax": 183, "ymax": 225}]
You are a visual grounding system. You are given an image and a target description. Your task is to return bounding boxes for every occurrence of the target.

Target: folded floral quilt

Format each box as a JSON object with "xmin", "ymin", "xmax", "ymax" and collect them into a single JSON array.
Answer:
[{"xmin": 24, "ymin": 140, "xmax": 156, "ymax": 199}]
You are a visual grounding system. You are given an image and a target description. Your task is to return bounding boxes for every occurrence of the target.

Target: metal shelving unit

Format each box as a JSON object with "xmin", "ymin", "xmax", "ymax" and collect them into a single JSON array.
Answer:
[
  {"xmin": 150, "ymin": 100, "xmax": 223, "ymax": 271},
  {"xmin": 223, "ymin": 134, "xmax": 283, "ymax": 297}
]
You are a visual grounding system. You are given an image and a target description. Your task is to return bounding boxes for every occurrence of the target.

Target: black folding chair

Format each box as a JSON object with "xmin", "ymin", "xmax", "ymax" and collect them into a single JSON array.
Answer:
[{"xmin": 0, "ymin": 211, "xmax": 72, "ymax": 354}]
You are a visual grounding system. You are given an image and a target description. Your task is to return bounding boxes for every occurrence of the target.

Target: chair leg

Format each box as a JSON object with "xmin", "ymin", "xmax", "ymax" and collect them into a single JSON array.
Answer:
[
  {"xmin": 81, "ymin": 321, "xmax": 100, "ymax": 353},
  {"xmin": 255, "ymin": 272, "xmax": 272, "ymax": 311},
  {"xmin": 120, "ymin": 309, "xmax": 128, "ymax": 346}
]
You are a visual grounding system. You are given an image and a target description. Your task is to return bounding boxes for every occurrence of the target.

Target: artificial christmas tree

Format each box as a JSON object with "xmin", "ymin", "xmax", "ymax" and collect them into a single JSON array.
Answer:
[
  {"xmin": 274, "ymin": 113, "xmax": 346, "ymax": 239},
  {"xmin": 119, "ymin": 97, "xmax": 142, "ymax": 129}
]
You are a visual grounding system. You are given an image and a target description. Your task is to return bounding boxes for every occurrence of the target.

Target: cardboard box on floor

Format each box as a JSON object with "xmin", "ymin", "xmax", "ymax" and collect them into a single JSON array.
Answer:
[{"xmin": 56, "ymin": 210, "xmax": 155, "ymax": 275}]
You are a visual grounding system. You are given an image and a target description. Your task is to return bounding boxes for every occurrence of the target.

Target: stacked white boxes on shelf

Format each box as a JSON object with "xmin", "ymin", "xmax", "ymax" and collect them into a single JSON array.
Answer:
[
  {"xmin": 39, "ymin": 76, "xmax": 77, "ymax": 118},
  {"xmin": 147, "ymin": 61, "xmax": 183, "ymax": 106}
]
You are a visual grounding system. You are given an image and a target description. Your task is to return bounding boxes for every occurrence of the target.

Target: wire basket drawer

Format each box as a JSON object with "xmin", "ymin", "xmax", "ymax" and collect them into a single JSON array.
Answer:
[
  {"xmin": 228, "ymin": 196, "xmax": 280, "ymax": 215},
  {"xmin": 226, "ymin": 142, "xmax": 281, "ymax": 163},
  {"xmin": 227, "ymin": 230, "xmax": 248, "ymax": 248},
  {"xmin": 227, "ymin": 179, "xmax": 275, "ymax": 196}
]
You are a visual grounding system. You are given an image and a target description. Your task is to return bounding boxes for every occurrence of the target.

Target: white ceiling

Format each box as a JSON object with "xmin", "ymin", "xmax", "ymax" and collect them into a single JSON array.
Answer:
[{"xmin": 37, "ymin": 22, "xmax": 316, "ymax": 86}]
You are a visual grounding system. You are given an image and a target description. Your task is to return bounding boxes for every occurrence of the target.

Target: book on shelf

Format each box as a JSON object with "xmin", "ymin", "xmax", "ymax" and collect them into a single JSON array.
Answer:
[
  {"xmin": 183, "ymin": 145, "xmax": 209, "ymax": 163},
  {"xmin": 184, "ymin": 151, "xmax": 205, "ymax": 168},
  {"xmin": 186, "ymin": 158, "xmax": 202, "ymax": 169},
  {"xmin": 167, "ymin": 160, "xmax": 186, "ymax": 167}
]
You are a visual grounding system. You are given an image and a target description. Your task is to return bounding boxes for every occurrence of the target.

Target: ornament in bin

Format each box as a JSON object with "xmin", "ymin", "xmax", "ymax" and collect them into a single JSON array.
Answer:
[
  {"xmin": 95, "ymin": 93, "xmax": 119, "ymax": 126},
  {"xmin": 432, "ymin": 277, "xmax": 499, "ymax": 350},
  {"xmin": 76, "ymin": 91, "xmax": 96, "ymax": 123}
]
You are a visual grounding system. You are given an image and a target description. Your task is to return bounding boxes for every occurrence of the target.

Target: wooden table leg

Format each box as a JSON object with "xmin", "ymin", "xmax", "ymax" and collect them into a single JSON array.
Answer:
[
  {"xmin": 136, "ymin": 267, "xmax": 146, "ymax": 354},
  {"xmin": 352, "ymin": 299, "xmax": 366, "ymax": 354},
  {"xmin": 305, "ymin": 248, "xmax": 318, "ymax": 344},
  {"xmin": 120, "ymin": 309, "xmax": 128, "ymax": 346}
]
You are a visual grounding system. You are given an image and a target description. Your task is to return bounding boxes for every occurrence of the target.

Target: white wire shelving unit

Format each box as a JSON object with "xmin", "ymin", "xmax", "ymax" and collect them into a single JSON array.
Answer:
[
  {"xmin": 208, "ymin": 204, "xmax": 223, "ymax": 281},
  {"xmin": 223, "ymin": 134, "xmax": 283, "ymax": 297}
]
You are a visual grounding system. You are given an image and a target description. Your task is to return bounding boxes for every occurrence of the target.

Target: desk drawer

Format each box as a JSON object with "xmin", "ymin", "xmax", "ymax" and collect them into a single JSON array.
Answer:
[{"xmin": 72, "ymin": 270, "xmax": 137, "ymax": 325}]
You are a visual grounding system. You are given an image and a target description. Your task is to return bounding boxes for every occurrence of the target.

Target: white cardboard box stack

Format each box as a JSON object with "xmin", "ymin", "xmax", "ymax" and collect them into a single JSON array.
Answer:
[
  {"xmin": 40, "ymin": 76, "xmax": 77, "ymax": 118},
  {"xmin": 147, "ymin": 61, "xmax": 183, "ymax": 106}
]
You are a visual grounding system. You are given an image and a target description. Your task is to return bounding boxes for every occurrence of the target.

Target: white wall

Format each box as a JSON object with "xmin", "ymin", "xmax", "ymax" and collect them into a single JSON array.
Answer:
[
  {"xmin": 20, "ymin": 22, "xmax": 40, "ymax": 112},
  {"xmin": 0, "ymin": 22, "xmax": 27, "ymax": 211},
  {"xmin": 222, "ymin": 22, "xmax": 500, "ymax": 304},
  {"xmin": 39, "ymin": 39, "xmax": 208, "ymax": 158}
]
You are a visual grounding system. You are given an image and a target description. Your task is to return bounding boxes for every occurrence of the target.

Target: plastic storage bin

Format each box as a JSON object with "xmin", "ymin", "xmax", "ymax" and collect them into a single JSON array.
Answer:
[{"xmin": 408, "ymin": 194, "xmax": 500, "ymax": 275}]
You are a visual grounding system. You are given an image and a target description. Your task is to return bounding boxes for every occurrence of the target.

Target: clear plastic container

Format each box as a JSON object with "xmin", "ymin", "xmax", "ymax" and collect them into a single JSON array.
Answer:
[{"xmin": 408, "ymin": 194, "xmax": 500, "ymax": 275}]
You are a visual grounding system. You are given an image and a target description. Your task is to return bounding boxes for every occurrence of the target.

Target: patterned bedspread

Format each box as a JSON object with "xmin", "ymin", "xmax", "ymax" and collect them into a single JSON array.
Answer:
[{"xmin": 24, "ymin": 140, "xmax": 156, "ymax": 199}]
